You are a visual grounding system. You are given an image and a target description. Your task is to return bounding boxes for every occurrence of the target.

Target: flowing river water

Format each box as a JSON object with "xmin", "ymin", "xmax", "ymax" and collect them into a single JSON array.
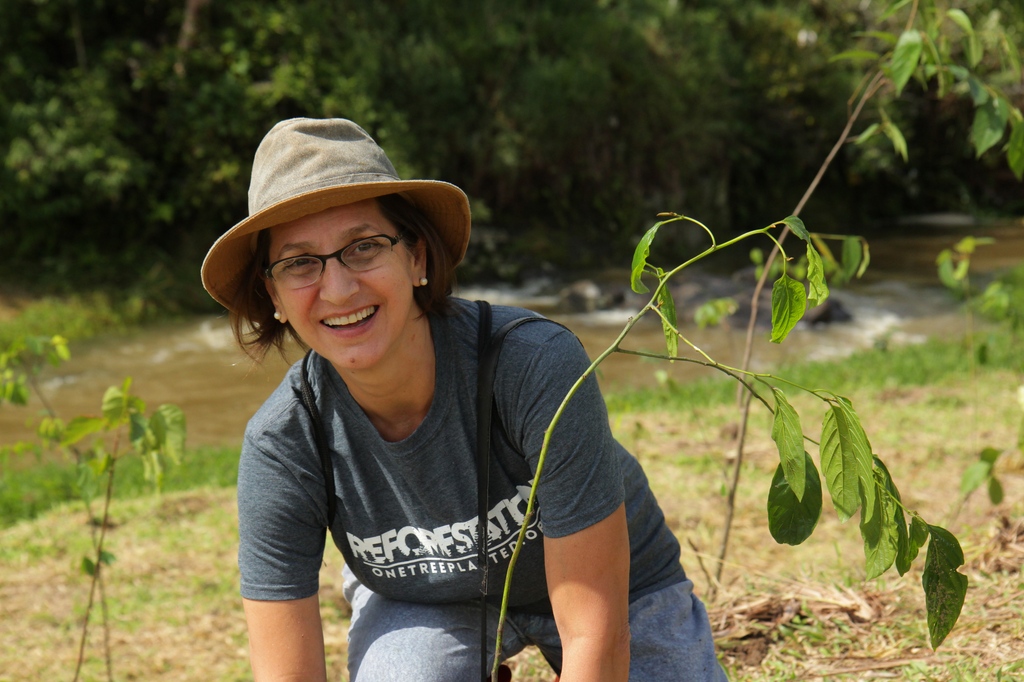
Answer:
[{"xmin": 1, "ymin": 219, "xmax": 1021, "ymax": 452}]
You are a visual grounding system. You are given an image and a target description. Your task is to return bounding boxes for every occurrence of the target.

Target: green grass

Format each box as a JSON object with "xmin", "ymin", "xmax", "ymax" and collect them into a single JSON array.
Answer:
[
  {"xmin": 606, "ymin": 330, "xmax": 1023, "ymax": 413},
  {"xmin": 0, "ymin": 293, "xmax": 151, "ymax": 347},
  {"xmin": 0, "ymin": 445, "xmax": 240, "ymax": 528}
]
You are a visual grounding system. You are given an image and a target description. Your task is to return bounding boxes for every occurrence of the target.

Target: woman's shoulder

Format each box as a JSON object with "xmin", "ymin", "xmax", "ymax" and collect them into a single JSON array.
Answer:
[
  {"xmin": 445, "ymin": 296, "xmax": 573, "ymax": 348},
  {"xmin": 244, "ymin": 356, "xmax": 309, "ymax": 438}
]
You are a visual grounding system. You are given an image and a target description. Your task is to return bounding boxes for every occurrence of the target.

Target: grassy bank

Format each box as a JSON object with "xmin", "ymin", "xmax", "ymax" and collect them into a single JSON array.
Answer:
[
  {"xmin": 0, "ymin": 290, "xmax": 177, "ymax": 347},
  {"xmin": 2, "ymin": 327, "xmax": 1023, "ymax": 680},
  {"xmin": 0, "ymin": 446, "xmax": 240, "ymax": 527}
]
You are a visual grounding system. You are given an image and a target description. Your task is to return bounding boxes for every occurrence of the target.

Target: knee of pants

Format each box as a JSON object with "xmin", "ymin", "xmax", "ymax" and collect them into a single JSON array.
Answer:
[{"xmin": 347, "ymin": 589, "xmax": 495, "ymax": 682}]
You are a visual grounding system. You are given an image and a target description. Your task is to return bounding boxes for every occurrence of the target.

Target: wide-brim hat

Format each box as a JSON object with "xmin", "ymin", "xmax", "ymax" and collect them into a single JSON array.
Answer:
[{"xmin": 201, "ymin": 118, "xmax": 471, "ymax": 312}]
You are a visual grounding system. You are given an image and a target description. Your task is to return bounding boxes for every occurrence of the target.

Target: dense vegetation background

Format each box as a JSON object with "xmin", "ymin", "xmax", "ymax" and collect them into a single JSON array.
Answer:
[{"xmin": 1, "ymin": 0, "xmax": 1022, "ymax": 310}]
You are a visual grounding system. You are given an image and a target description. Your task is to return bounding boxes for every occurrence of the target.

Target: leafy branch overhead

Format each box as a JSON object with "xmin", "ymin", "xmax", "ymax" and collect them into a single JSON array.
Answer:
[{"xmin": 835, "ymin": 4, "xmax": 1024, "ymax": 178}]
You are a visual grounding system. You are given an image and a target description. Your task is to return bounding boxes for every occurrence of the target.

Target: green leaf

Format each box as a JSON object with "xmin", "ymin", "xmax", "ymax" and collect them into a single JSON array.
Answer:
[
  {"xmin": 999, "ymin": 32, "xmax": 1022, "ymax": 81},
  {"xmin": 144, "ymin": 450, "xmax": 165, "ymax": 490},
  {"xmin": 767, "ymin": 454, "xmax": 822, "ymax": 546},
  {"xmin": 988, "ymin": 476, "xmax": 1004, "ymax": 505},
  {"xmin": 1007, "ymin": 120, "xmax": 1024, "ymax": 181},
  {"xmin": 61, "ymin": 416, "xmax": 106, "ymax": 447},
  {"xmin": 860, "ymin": 471, "xmax": 898, "ymax": 579},
  {"xmin": 965, "ymin": 34, "xmax": 983, "ymax": 69},
  {"xmin": 656, "ymin": 286, "xmax": 678, "ymax": 359},
  {"xmin": 820, "ymin": 399, "xmax": 875, "ymax": 524},
  {"xmin": 52, "ymin": 336, "xmax": 70, "ymax": 361},
  {"xmin": 770, "ymin": 274, "xmax": 806, "ymax": 344},
  {"xmin": 883, "ymin": 120, "xmax": 909, "ymax": 162},
  {"xmin": 923, "ymin": 525, "xmax": 967, "ymax": 649},
  {"xmin": 945, "ymin": 9, "xmax": 972, "ymax": 35},
  {"xmin": 81, "ymin": 556, "xmax": 96, "ymax": 577},
  {"xmin": 87, "ymin": 450, "xmax": 111, "ymax": 477},
  {"xmin": 954, "ymin": 235, "xmax": 994, "ymax": 256},
  {"xmin": 805, "ymin": 245, "xmax": 830, "ymax": 309},
  {"xmin": 881, "ymin": 0, "xmax": 912, "ymax": 21},
  {"xmin": 771, "ymin": 388, "xmax": 806, "ymax": 500},
  {"xmin": 630, "ymin": 222, "xmax": 663, "ymax": 294},
  {"xmin": 979, "ymin": 447, "xmax": 1000, "ymax": 465},
  {"xmin": 857, "ymin": 31, "xmax": 899, "ymax": 47},
  {"xmin": 873, "ymin": 457, "xmax": 915, "ymax": 576},
  {"xmin": 840, "ymin": 237, "xmax": 863, "ymax": 284},
  {"xmin": 152, "ymin": 404, "xmax": 186, "ymax": 465},
  {"xmin": 890, "ymin": 30, "xmax": 923, "ymax": 95},
  {"xmin": 936, "ymin": 250, "xmax": 963, "ymax": 291},
  {"xmin": 856, "ymin": 241, "xmax": 871, "ymax": 279},
  {"xmin": 693, "ymin": 297, "xmax": 738, "ymax": 329},
  {"xmin": 129, "ymin": 412, "xmax": 149, "ymax": 447},
  {"xmin": 830, "ymin": 50, "xmax": 880, "ymax": 64},
  {"xmin": 910, "ymin": 515, "xmax": 929, "ymax": 547},
  {"xmin": 854, "ymin": 123, "xmax": 880, "ymax": 145},
  {"xmin": 101, "ymin": 385, "xmax": 128, "ymax": 423},
  {"xmin": 972, "ymin": 100, "xmax": 1008, "ymax": 158},
  {"xmin": 960, "ymin": 460, "xmax": 991, "ymax": 495},
  {"xmin": 966, "ymin": 75, "xmax": 989, "ymax": 106},
  {"xmin": 780, "ymin": 216, "xmax": 809, "ymax": 242},
  {"xmin": 99, "ymin": 550, "xmax": 116, "ymax": 566}
]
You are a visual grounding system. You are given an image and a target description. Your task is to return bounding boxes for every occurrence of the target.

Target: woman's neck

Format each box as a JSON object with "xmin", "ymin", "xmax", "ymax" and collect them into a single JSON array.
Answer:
[{"xmin": 332, "ymin": 317, "xmax": 437, "ymax": 442}]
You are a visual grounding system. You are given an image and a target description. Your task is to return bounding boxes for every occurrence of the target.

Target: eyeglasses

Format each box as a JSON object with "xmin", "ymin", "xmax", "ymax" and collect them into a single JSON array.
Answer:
[{"xmin": 264, "ymin": 233, "xmax": 405, "ymax": 289}]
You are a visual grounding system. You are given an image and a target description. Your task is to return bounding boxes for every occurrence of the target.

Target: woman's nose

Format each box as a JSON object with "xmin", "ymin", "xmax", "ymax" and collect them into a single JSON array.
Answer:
[{"xmin": 317, "ymin": 256, "xmax": 358, "ymax": 302}]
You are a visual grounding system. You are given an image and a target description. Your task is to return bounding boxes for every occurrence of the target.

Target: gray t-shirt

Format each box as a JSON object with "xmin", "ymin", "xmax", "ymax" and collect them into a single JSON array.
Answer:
[{"xmin": 238, "ymin": 298, "xmax": 685, "ymax": 607}]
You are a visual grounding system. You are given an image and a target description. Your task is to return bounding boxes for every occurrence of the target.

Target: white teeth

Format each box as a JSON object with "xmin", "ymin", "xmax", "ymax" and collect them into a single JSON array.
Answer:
[{"xmin": 323, "ymin": 306, "xmax": 376, "ymax": 327}]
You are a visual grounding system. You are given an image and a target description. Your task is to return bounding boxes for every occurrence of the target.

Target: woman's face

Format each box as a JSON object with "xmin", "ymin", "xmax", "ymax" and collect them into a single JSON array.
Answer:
[{"xmin": 264, "ymin": 198, "xmax": 428, "ymax": 376}]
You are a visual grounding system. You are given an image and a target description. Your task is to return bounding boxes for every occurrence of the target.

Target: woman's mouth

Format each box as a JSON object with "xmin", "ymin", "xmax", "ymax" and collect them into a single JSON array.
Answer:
[{"xmin": 322, "ymin": 306, "xmax": 377, "ymax": 328}]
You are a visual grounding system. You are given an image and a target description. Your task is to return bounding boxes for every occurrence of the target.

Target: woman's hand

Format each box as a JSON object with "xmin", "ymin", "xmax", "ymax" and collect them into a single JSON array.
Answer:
[
  {"xmin": 243, "ymin": 594, "xmax": 327, "ymax": 681},
  {"xmin": 544, "ymin": 502, "xmax": 631, "ymax": 682}
]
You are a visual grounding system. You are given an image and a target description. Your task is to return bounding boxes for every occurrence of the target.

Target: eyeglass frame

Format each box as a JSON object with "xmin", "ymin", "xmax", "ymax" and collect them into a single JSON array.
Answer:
[{"xmin": 263, "ymin": 232, "xmax": 406, "ymax": 288}]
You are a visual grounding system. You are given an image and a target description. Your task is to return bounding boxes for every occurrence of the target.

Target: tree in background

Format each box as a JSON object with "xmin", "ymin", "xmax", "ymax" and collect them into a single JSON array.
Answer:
[{"xmin": 0, "ymin": 0, "xmax": 1020, "ymax": 301}]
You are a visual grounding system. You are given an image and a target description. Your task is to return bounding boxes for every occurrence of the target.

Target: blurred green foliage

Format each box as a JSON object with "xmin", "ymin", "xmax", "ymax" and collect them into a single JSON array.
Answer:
[{"xmin": 1, "ymin": 0, "xmax": 1021, "ymax": 304}]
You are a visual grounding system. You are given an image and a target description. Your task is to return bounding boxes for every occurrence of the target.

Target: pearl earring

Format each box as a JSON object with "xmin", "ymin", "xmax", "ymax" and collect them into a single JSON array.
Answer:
[
  {"xmin": 273, "ymin": 312, "xmax": 281, "ymax": 321},
  {"xmin": 419, "ymin": 277, "xmax": 429, "ymax": 287}
]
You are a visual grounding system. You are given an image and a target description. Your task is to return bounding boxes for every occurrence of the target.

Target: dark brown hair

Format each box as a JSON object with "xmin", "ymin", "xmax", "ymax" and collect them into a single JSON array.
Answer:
[{"xmin": 229, "ymin": 194, "xmax": 458, "ymax": 362}]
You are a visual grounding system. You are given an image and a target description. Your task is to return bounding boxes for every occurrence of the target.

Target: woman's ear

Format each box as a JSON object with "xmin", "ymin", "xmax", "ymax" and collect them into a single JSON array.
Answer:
[{"xmin": 264, "ymin": 279, "xmax": 286, "ymax": 322}]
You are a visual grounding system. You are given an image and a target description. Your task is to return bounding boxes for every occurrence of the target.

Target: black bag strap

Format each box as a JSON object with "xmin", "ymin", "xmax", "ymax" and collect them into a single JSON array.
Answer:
[{"xmin": 300, "ymin": 350, "xmax": 337, "ymax": 527}]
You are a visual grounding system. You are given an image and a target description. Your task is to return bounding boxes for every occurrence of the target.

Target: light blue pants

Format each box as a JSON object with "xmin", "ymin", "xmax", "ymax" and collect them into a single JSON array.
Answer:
[{"xmin": 343, "ymin": 566, "xmax": 728, "ymax": 681}]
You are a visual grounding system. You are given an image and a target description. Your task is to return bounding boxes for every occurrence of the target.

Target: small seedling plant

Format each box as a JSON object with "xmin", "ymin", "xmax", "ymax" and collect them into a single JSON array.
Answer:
[
  {"xmin": 489, "ymin": 216, "xmax": 968, "ymax": 681},
  {"xmin": 0, "ymin": 336, "xmax": 186, "ymax": 682}
]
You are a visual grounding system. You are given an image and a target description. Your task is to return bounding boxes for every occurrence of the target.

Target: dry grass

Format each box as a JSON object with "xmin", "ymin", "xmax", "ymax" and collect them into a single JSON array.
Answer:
[{"xmin": 2, "ymin": 369, "xmax": 1023, "ymax": 680}]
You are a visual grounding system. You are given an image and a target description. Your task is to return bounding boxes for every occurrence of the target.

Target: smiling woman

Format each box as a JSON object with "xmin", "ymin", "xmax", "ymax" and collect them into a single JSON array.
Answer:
[{"xmin": 200, "ymin": 118, "xmax": 725, "ymax": 681}]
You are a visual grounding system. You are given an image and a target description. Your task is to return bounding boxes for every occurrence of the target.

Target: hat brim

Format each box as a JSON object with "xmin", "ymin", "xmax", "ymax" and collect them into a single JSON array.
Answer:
[{"xmin": 201, "ymin": 179, "xmax": 470, "ymax": 312}]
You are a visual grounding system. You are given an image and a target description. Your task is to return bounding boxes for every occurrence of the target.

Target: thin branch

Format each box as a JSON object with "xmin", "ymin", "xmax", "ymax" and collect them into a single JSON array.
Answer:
[
  {"xmin": 718, "ymin": 69, "xmax": 889, "ymax": 588},
  {"xmin": 736, "ymin": 69, "xmax": 885, "ymax": 402},
  {"xmin": 174, "ymin": 0, "xmax": 211, "ymax": 77},
  {"xmin": 73, "ymin": 460, "xmax": 117, "ymax": 682},
  {"xmin": 711, "ymin": 390, "xmax": 754, "ymax": 599}
]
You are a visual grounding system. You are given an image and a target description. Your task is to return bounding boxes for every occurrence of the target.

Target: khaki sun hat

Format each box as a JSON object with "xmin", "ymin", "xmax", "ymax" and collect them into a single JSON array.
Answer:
[{"xmin": 201, "ymin": 118, "xmax": 471, "ymax": 312}]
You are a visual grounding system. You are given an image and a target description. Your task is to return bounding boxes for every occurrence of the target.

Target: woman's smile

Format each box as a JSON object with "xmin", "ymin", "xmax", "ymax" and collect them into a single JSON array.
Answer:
[{"xmin": 322, "ymin": 305, "xmax": 377, "ymax": 328}]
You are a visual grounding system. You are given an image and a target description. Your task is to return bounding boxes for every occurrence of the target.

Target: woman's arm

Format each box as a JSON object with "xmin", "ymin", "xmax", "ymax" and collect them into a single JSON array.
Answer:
[
  {"xmin": 243, "ymin": 595, "xmax": 327, "ymax": 682},
  {"xmin": 544, "ymin": 502, "xmax": 631, "ymax": 682}
]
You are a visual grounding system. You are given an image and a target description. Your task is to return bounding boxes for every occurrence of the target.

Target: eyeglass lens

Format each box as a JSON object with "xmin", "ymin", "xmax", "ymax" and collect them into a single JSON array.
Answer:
[{"xmin": 269, "ymin": 235, "xmax": 398, "ymax": 288}]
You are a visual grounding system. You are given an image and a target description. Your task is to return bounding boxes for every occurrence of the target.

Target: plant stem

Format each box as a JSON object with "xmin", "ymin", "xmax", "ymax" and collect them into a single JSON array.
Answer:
[
  {"xmin": 73, "ymin": 455, "xmax": 118, "ymax": 682},
  {"xmin": 491, "ymin": 309, "xmax": 650, "ymax": 679},
  {"xmin": 710, "ymin": 391, "xmax": 754, "ymax": 599}
]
